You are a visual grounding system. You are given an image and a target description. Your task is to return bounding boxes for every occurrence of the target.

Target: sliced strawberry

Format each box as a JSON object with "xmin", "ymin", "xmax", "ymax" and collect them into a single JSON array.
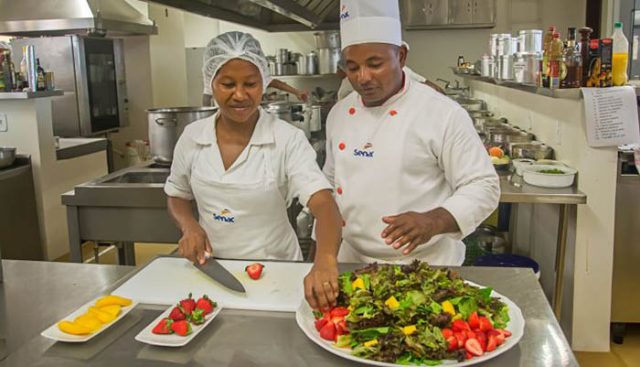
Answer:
[
  {"xmin": 468, "ymin": 311, "xmax": 480, "ymax": 329},
  {"xmin": 179, "ymin": 293, "xmax": 196, "ymax": 316},
  {"xmin": 152, "ymin": 318, "xmax": 173, "ymax": 334},
  {"xmin": 465, "ymin": 338, "xmax": 484, "ymax": 356},
  {"xmin": 195, "ymin": 294, "xmax": 215, "ymax": 315},
  {"xmin": 466, "ymin": 330, "xmax": 477, "ymax": 340},
  {"xmin": 335, "ymin": 320, "xmax": 348, "ymax": 336},
  {"xmin": 315, "ymin": 317, "xmax": 329, "ymax": 332},
  {"xmin": 441, "ymin": 328, "xmax": 453, "ymax": 339},
  {"xmin": 486, "ymin": 335, "xmax": 498, "ymax": 352},
  {"xmin": 446, "ymin": 336, "xmax": 458, "ymax": 352},
  {"xmin": 489, "ymin": 329, "xmax": 506, "ymax": 345},
  {"xmin": 476, "ymin": 330, "xmax": 487, "ymax": 351},
  {"xmin": 245, "ymin": 263, "xmax": 264, "ymax": 280},
  {"xmin": 478, "ymin": 316, "xmax": 493, "ymax": 332},
  {"xmin": 319, "ymin": 321, "xmax": 337, "ymax": 341},
  {"xmin": 466, "ymin": 352, "xmax": 473, "ymax": 360},
  {"xmin": 454, "ymin": 331, "xmax": 467, "ymax": 347},
  {"xmin": 452, "ymin": 320, "xmax": 470, "ymax": 332},
  {"xmin": 169, "ymin": 305, "xmax": 186, "ymax": 321},
  {"xmin": 501, "ymin": 329, "xmax": 512, "ymax": 337},
  {"xmin": 170, "ymin": 320, "xmax": 192, "ymax": 336},
  {"xmin": 329, "ymin": 306, "xmax": 350, "ymax": 318}
]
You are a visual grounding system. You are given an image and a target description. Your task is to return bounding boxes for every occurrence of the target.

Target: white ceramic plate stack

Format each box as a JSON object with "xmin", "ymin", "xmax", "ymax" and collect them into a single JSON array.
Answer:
[{"xmin": 522, "ymin": 164, "xmax": 577, "ymax": 188}]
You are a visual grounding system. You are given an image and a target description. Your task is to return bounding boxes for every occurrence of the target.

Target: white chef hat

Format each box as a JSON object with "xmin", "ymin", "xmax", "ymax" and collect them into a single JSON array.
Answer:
[
  {"xmin": 339, "ymin": 0, "xmax": 402, "ymax": 50},
  {"xmin": 202, "ymin": 31, "xmax": 272, "ymax": 95}
]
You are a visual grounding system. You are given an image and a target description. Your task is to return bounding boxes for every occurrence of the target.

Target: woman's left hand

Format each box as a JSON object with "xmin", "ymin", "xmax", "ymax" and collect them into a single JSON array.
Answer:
[{"xmin": 304, "ymin": 254, "xmax": 339, "ymax": 311}]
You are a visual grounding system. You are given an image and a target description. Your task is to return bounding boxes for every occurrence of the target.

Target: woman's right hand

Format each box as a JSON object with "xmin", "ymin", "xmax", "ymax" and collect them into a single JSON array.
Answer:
[{"xmin": 178, "ymin": 223, "xmax": 213, "ymax": 265}]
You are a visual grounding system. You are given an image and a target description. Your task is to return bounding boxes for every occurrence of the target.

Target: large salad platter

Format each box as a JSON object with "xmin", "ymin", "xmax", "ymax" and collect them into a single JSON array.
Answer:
[{"xmin": 296, "ymin": 261, "xmax": 524, "ymax": 366}]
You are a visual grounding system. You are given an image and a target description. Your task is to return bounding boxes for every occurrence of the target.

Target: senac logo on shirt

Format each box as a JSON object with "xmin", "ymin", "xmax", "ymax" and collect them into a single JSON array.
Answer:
[
  {"xmin": 340, "ymin": 4, "xmax": 350, "ymax": 20},
  {"xmin": 353, "ymin": 142, "xmax": 374, "ymax": 158},
  {"xmin": 213, "ymin": 209, "xmax": 235, "ymax": 223}
]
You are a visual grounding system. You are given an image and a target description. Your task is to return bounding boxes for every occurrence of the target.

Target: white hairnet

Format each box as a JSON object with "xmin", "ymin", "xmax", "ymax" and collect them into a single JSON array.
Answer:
[{"xmin": 202, "ymin": 31, "xmax": 271, "ymax": 95}]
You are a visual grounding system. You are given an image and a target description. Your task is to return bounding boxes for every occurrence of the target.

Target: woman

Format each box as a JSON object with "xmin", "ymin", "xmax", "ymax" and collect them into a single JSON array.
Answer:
[{"xmin": 165, "ymin": 32, "xmax": 340, "ymax": 310}]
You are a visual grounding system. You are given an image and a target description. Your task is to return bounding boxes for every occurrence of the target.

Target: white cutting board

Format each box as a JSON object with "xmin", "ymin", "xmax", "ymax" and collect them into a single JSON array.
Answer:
[{"xmin": 112, "ymin": 257, "xmax": 312, "ymax": 312}]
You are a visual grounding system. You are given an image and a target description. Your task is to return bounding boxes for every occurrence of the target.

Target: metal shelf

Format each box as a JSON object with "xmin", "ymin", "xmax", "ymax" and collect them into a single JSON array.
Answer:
[
  {"xmin": 0, "ymin": 90, "xmax": 64, "ymax": 100},
  {"xmin": 273, "ymin": 74, "xmax": 340, "ymax": 79}
]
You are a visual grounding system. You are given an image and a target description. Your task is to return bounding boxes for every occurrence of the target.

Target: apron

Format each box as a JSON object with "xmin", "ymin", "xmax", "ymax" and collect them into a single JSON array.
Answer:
[
  {"xmin": 333, "ymin": 80, "xmax": 465, "ymax": 266},
  {"xmin": 190, "ymin": 146, "xmax": 302, "ymax": 261}
]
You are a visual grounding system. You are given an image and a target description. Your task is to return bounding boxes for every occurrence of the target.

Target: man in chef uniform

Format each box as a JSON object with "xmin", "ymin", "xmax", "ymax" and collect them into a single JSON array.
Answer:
[{"xmin": 322, "ymin": 0, "xmax": 500, "ymax": 266}]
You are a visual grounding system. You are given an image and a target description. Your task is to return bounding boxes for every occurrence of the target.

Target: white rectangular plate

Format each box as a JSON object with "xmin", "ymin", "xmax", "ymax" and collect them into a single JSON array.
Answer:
[
  {"xmin": 41, "ymin": 297, "xmax": 139, "ymax": 343},
  {"xmin": 135, "ymin": 301, "xmax": 223, "ymax": 347}
]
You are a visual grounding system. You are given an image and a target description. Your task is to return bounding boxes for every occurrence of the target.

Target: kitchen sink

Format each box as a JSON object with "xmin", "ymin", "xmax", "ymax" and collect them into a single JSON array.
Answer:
[{"xmin": 102, "ymin": 171, "xmax": 169, "ymax": 184}]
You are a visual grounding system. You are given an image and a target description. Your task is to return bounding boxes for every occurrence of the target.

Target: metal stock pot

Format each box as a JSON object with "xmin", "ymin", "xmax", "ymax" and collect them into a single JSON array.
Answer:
[{"xmin": 147, "ymin": 107, "xmax": 217, "ymax": 163}]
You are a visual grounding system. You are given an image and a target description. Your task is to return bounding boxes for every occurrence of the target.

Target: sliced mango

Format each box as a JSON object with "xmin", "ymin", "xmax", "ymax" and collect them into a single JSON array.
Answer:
[
  {"xmin": 88, "ymin": 306, "xmax": 116, "ymax": 323},
  {"xmin": 58, "ymin": 321, "xmax": 93, "ymax": 335},
  {"xmin": 99, "ymin": 305, "xmax": 122, "ymax": 317},
  {"xmin": 441, "ymin": 300, "xmax": 455, "ymax": 316},
  {"xmin": 95, "ymin": 295, "xmax": 132, "ymax": 308},
  {"xmin": 402, "ymin": 325, "xmax": 417, "ymax": 335},
  {"xmin": 74, "ymin": 314, "xmax": 103, "ymax": 331},
  {"xmin": 385, "ymin": 296, "xmax": 400, "ymax": 310},
  {"xmin": 364, "ymin": 339, "xmax": 378, "ymax": 347},
  {"xmin": 351, "ymin": 277, "xmax": 365, "ymax": 290}
]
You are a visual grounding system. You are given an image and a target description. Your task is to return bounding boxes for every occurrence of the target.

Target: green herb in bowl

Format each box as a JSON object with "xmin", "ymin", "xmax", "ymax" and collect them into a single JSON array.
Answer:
[{"xmin": 537, "ymin": 168, "xmax": 566, "ymax": 174}]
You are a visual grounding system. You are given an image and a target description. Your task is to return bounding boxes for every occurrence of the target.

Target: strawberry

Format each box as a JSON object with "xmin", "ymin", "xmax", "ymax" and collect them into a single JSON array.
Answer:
[
  {"xmin": 169, "ymin": 305, "xmax": 186, "ymax": 321},
  {"xmin": 489, "ymin": 329, "xmax": 506, "ymax": 345},
  {"xmin": 446, "ymin": 336, "xmax": 458, "ymax": 351},
  {"xmin": 245, "ymin": 263, "xmax": 264, "ymax": 280},
  {"xmin": 454, "ymin": 331, "xmax": 467, "ymax": 347},
  {"xmin": 195, "ymin": 294, "xmax": 216, "ymax": 315},
  {"xmin": 441, "ymin": 328, "xmax": 453, "ymax": 339},
  {"xmin": 465, "ymin": 338, "xmax": 484, "ymax": 357},
  {"xmin": 478, "ymin": 316, "xmax": 493, "ymax": 332},
  {"xmin": 329, "ymin": 306, "xmax": 349, "ymax": 318},
  {"xmin": 466, "ymin": 330, "xmax": 477, "ymax": 340},
  {"xmin": 171, "ymin": 320, "xmax": 192, "ymax": 336},
  {"xmin": 319, "ymin": 321, "xmax": 337, "ymax": 341},
  {"xmin": 452, "ymin": 319, "xmax": 470, "ymax": 332},
  {"xmin": 152, "ymin": 318, "xmax": 173, "ymax": 334},
  {"xmin": 501, "ymin": 329, "xmax": 512, "ymax": 337},
  {"xmin": 466, "ymin": 352, "xmax": 473, "ymax": 360},
  {"xmin": 179, "ymin": 293, "xmax": 196, "ymax": 316},
  {"xmin": 468, "ymin": 311, "xmax": 480, "ymax": 330},
  {"xmin": 486, "ymin": 335, "xmax": 498, "ymax": 352},
  {"xmin": 190, "ymin": 308, "xmax": 205, "ymax": 325},
  {"xmin": 314, "ymin": 316, "xmax": 329, "ymax": 332},
  {"xmin": 476, "ymin": 330, "xmax": 487, "ymax": 351}
]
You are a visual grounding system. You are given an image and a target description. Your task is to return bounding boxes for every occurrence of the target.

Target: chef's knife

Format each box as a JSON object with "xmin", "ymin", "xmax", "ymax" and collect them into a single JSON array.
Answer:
[{"xmin": 195, "ymin": 255, "xmax": 246, "ymax": 293}]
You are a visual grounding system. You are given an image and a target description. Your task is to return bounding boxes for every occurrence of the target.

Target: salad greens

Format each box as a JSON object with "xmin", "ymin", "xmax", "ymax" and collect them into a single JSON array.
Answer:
[{"xmin": 334, "ymin": 261, "xmax": 510, "ymax": 364}]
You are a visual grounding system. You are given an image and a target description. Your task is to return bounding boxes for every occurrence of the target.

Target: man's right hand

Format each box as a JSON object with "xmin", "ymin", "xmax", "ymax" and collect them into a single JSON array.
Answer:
[{"xmin": 178, "ymin": 223, "xmax": 213, "ymax": 265}]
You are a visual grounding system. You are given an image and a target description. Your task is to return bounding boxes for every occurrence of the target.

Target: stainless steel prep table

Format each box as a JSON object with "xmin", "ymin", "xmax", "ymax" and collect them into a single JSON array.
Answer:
[{"xmin": 0, "ymin": 259, "xmax": 578, "ymax": 366}]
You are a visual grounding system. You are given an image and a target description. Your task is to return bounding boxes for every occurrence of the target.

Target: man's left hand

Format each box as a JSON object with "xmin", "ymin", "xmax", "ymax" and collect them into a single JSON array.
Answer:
[{"xmin": 381, "ymin": 209, "xmax": 458, "ymax": 255}]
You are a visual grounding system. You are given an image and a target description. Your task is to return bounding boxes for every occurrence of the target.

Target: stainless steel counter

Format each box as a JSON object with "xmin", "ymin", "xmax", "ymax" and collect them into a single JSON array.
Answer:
[{"xmin": 0, "ymin": 259, "xmax": 578, "ymax": 366}]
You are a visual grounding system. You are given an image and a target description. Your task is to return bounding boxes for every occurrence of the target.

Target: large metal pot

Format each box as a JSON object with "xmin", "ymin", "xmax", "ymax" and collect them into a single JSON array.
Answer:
[
  {"xmin": 314, "ymin": 31, "xmax": 340, "ymax": 49},
  {"xmin": 147, "ymin": 107, "xmax": 217, "ymax": 163},
  {"xmin": 0, "ymin": 147, "xmax": 16, "ymax": 168},
  {"xmin": 317, "ymin": 48, "xmax": 340, "ymax": 74}
]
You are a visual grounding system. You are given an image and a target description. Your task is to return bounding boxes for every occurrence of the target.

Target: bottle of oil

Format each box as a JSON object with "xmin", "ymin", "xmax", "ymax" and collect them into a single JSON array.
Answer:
[
  {"xmin": 540, "ymin": 26, "xmax": 557, "ymax": 87},
  {"xmin": 561, "ymin": 28, "xmax": 582, "ymax": 88},
  {"xmin": 611, "ymin": 21, "xmax": 629, "ymax": 86},
  {"xmin": 549, "ymin": 32, "xmax": 564, "ymax": 89}
]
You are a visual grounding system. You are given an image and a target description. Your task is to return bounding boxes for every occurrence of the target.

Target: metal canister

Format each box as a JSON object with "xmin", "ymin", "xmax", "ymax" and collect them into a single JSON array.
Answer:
[
  {"xmin": 497, "ymin": 34, "xmax": 513, "ymax": 56},
  {"xmin": 25, "ymin": 45, "xmax": 37, "ymax": 92},
  {"xmin": 498, "ymin": 55, "xmax": 514, "ymax": 80},
  {"xmin": 489, "ymin": 34, "xmax": 500, "ymax": 56},
  {"xmin": 514, "ymin": 53, "xmax": 541, "ymax": 85},
  {"xmin": 518, "ymin": 30, "xmax": 543, "ymax": 54},
  {"xmin": 481, "ymin": 55, "xmax": 493, "ymax": 77},
  {"xmin": 44, "ymin": 71, "xmax": 55, "ymax": 91},
  {"xmin": 306, "ymin": 51, "xmax": 318, "ymax": 74}
]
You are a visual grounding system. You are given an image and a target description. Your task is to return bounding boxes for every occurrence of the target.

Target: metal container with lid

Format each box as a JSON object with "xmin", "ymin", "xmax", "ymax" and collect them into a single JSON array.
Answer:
[
  {"xmin": 313, "ymin": 31, "xmax": 340, "ymax": 49},
  {"xmin": 0, "ymin": 147, "xmax": 16, "ymax": 168},
  {"xmin": 317, "ymin": 48, "xmax": 340, "ymax": 74},
  {"xmin": 147, "ymin": 107, "xmax": 217, "ymax": 163},
  {"xmin": 518, "ymin": 29, "xmax": 543, "ymax": 54},
  {"xmin": 513, "ymin": 52, "xmax": 541, "ymax": 85}
]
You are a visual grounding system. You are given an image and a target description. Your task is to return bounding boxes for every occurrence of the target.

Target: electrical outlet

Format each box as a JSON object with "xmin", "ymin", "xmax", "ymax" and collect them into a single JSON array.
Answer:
[{"xmin": 0, "ymin": 113, "xmax": 7, "ymax": 132}]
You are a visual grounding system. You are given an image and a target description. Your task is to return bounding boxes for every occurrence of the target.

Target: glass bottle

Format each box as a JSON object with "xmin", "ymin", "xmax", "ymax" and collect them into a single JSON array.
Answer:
[
  {"xmin": 36, "ymin": 58, "xmax": 45, "ymax": 91},
  {"xmin": 541, "ymin": 25, "xmax": 557, "ymax": 87},
  {"xmin": 549, "ymin": 32, "xmax": 564, "ymax": 89},
  {"xmin": 561, "ymin": 28, "xmax": 582, "ymax": 88},
  {"xmin": 578, "ymin": 27, "xmax": 593, "ymax": 86}
]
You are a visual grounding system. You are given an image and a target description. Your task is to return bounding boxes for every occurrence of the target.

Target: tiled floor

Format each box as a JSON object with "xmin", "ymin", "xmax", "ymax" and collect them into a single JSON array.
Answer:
[{"xmin": 57, "ymin": 243, "xmax": 640, "ymax": 365}]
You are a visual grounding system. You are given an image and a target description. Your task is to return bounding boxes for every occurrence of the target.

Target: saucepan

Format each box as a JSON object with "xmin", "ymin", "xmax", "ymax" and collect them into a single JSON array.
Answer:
[{"xmin": 0, "ymin": 147, "xmax": 16, "ymax": 168}]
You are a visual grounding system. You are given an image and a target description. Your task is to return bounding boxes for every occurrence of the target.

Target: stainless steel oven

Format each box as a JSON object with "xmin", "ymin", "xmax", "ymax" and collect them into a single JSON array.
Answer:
[{"xmin": 11, "ymin": 35, "xmax": 128, "ymax": 137}]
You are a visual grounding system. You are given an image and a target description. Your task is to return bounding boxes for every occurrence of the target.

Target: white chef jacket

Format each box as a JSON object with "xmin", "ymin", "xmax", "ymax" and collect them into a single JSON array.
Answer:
[
  {"xmin": 324, "ymin": 74, "xmax": 500, "ymax": 266},
  {"xmin": 165, "ymin": 108, "xmax": 332, "ymax": 260},
  {"xmin": 337, "ymin": 66, "xmax": 427, "ymax": 100}
]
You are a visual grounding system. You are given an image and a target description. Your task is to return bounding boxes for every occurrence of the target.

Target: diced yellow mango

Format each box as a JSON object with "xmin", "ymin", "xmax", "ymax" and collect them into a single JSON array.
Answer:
[
  {"xmin": 364, "ymin": 339, "xmax": 378, "ymax": 347},
  {"xmin": 385, "ymin": 296, "xmax": 400, "ymax": 310},
  {"xmin": 58, "ymin": 321, "xmax": 93, "ymax": 335},
  {"xmin": 351, "ymin": 278, "xmax": 365, "ymax": 290},
  {"xmin": 95, "ymin": 295, "xmax": 132, "ymax": 308},
  {"xmin": 452, "ymin": 313, "xmax": 463, "ymax": 321},
  {"xmin": 441, "ymin": 300, "xmax": 455, "ymax": 316},
  {"xmin": 402, "ymin": 325, "xmax": 417, "ymax": 335}
]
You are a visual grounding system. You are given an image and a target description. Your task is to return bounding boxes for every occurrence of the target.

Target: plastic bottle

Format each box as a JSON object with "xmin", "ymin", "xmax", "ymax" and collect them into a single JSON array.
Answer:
[
  {"xmin": 549, "ymin": 32, "xmax": 564, "ymax": 89},
  {"xmin": 611, "ymin": 21, "xmax": 629, "ymax": 86},
  {"xmin": 541, "ymin": 26, "xmax": 557, "ymax": 87}
]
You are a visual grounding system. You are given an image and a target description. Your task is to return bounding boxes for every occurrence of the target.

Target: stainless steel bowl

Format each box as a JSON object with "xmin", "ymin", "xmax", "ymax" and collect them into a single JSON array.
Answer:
[{"xmin": 0, "ymin": 147, "xmax": 16, "ymax": 168}]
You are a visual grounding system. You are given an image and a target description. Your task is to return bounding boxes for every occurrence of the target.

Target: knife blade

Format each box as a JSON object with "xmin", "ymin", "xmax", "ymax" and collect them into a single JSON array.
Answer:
[{"xmin": 195, "ymin": 256, "xmax": 246, "ymax": 293}]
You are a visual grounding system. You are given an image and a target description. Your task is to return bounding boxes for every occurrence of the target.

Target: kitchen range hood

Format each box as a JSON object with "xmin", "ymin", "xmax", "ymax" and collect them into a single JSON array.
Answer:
[
  {"xmin": 0, "ymin": 0, "xmax": 157, "ymax": 36},
  {"xmin": 144, "ymin": 0, "xmax": 339, "ymax": 32}
]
